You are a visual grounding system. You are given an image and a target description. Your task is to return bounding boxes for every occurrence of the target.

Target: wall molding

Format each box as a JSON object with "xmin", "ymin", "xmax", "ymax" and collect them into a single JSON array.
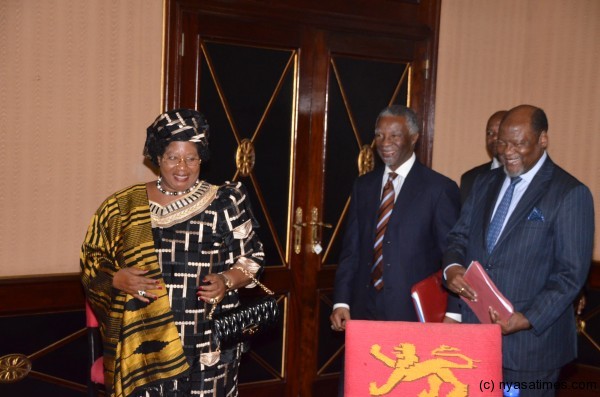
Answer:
[{"xmin": 0, "ymin": 273, "xmax": 84, "ymax": 316}]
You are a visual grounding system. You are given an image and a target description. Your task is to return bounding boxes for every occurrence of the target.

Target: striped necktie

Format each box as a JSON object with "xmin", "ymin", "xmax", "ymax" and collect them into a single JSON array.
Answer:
[
  {"xmin": 371, "ymin": 172, "xmax": 398, "ymax": 290},
  {"xmin": 486, "ymin": 176, "xmax": 522, "ymax": 253}
]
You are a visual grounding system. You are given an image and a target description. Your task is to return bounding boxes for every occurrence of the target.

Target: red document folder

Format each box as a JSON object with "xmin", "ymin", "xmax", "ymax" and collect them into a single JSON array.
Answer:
[
  {"xmin": 410, "ymin": 270, "xmax": 448, "ymax": 322},
  {"xmin": 461, "ymin": 260, "xmax": 514, "ymax": 323}
]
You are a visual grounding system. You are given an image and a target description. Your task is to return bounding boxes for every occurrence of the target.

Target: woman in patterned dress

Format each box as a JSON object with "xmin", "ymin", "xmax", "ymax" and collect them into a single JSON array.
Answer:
[{"xmin": 81, "ymin": 109, "xmax": 265, "ymax": 397}]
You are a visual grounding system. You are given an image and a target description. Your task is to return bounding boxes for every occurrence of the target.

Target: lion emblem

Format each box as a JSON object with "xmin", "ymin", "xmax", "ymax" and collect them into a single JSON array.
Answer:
[{"xmin": 369, "ymin": 343, "xmax": 479, "ymax": 396}]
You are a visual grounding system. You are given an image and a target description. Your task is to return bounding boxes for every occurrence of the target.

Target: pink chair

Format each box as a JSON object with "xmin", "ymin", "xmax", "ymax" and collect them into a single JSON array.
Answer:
[{"xmin": 85, "ymin": 300, "xmax": 105, "ymax": 396}]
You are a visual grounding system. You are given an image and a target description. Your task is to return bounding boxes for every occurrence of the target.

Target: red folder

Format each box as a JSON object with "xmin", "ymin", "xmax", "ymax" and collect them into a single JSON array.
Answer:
[
  {"xmin": 461, "ymin": 261, "xmax": 514, "ymax": 323},
  {"xmin": 411, "ymin": 270, "xmax": 448, "ymax": 322}
]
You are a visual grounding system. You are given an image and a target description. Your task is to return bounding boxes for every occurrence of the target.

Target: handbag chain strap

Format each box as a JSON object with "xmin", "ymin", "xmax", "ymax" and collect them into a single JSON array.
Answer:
[
  {"xmin": 207, "ymin": 265, "xmax": 274, "ymax": 320},
  {"xmin": 232, "ymin": 265, "xmax": 275, "ymax": 295}
]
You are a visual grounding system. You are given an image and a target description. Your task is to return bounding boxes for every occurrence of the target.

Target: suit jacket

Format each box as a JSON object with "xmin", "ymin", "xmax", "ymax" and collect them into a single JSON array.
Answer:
[
  {"xmin": 334, "ymin": 160, "xmax": 460, "ymax": 321},
  {"xmin": 460, "ymin": 161, "xmax": 492, "ymax": 204},
  {"xmin": 444, "ymin": 156, "xmax": 595, "ymax": 371}
]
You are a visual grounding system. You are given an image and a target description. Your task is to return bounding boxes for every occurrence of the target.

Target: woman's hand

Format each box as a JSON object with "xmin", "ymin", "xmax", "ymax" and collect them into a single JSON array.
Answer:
[
  {"xmin": 113, "ymin": 267, "xmax": 161, "ymax": 303},
  {"xmin": 196, "ymin": 273, "xmax": 227, "ymax": 304}
]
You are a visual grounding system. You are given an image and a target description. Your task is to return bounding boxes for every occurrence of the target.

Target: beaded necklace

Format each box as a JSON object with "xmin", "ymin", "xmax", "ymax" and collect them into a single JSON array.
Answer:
[{"xmin": 156, "ymin": 177, "xmax": 201, "ymax": 196}]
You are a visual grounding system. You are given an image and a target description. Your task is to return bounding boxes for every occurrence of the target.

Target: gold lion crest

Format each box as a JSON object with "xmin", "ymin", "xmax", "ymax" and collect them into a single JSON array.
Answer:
[{"xmin": 369, "ymin": 343, "xmax": 480, "ymax": 397}]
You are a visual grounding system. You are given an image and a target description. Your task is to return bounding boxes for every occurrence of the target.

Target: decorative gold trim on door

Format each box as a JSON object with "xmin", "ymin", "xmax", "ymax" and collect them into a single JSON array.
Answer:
[
  {"xmin": 358, "ymin": 144, "xmax": 375, "ymax": 176},
  {"xmin": 0, "ymin": 354, "xmax": 31, "ymax": 383},
  {"xmin": 577, "ymin": 306, "xmax": 600, "ymax": 352},
  {"xmin": 235, "ymin": 138, "xmax": 256, "ymax": 177}
]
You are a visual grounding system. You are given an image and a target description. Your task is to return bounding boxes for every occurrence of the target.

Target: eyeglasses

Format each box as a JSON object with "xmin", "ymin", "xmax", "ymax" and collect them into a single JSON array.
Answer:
[{"xmin": 161, "ymin": 155, "xmax": 201, "ymax": 168}]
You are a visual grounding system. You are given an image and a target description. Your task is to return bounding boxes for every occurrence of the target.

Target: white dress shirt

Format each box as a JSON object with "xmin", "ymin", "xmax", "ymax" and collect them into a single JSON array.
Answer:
[{"xmin": 491, "ymin": 157, "xmax": 502, "ymax": 170}]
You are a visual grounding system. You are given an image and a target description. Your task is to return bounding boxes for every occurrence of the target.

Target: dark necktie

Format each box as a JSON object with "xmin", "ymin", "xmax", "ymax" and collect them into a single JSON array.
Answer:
[
  {"xmin": 371, "ymin": 172, "xmax": 398, "ymax": 290},
  {"xmin": 486, "ymin": 176, "xmax": 522, "ymax": 253}
]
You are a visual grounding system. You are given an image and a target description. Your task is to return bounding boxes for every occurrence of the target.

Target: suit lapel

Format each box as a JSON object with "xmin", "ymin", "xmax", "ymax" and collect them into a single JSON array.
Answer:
[{"xmin": 493, "ymin": 158, "xmax": 555, "ymax": 251}]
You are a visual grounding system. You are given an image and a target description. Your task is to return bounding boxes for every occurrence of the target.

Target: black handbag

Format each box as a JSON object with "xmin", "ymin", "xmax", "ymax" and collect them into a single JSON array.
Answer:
[{"xmin": 208, "ymin": 266, "xmax": 280, "ymax": 350}]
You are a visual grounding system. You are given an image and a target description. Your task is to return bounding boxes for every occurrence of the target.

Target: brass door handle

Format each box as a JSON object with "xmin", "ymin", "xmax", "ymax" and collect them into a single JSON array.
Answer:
[
  {"xmin": 293, "ymin": 207, "xmax": 306, "ymax": 254},
  {"xmin": 310, "ymin": 207, "xmax": 332, "ymax": 254}
]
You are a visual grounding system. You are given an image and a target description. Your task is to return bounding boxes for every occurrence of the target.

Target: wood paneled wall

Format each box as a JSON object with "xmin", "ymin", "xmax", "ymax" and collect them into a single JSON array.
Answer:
[
  {"xmin": 0, "ymin": 0, "xmax": 598, "ymax": 278},
  {"xmin": 0, "ymin": 0, "xmax": 162, "ymax": 277}
]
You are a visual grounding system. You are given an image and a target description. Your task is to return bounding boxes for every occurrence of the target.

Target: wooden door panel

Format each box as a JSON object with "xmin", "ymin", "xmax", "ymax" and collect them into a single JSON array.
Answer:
[
  {"xmin": 195, "ymin": 41, "xmax": 297, "ymax": 392},
  {"xmin": 310, "ymin": 50, "xmax": 412, "ymax": 395},
  {"xmin": 164, "ymin": 2, "xmax": 441, "ymax": 396},
  {"xmin": 196, "ymin": 40, "xmax": 297, "ymax": 267},
  {"xmin": 321, "ymin": 56, "xmax": 411, "ymax": 267},
  {"xmin": 168, "ymin": 23, "xmax": 300, "ymax": 394}
]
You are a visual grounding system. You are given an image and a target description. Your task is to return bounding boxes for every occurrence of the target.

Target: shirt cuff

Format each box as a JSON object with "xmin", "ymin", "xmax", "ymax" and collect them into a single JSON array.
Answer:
[
  {"xmin": 443, "ymin": 263, "xmax": 463, "ymax": 280},
  {"xmin": 445, "ymin": 312, "xmax": 462, "ymax": 322},
  {"xmin": 333, "ymin": 303, "xmax": 349, "ymax": 311}
]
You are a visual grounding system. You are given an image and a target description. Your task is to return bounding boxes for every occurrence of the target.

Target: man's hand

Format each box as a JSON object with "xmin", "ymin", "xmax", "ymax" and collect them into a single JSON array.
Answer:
[
  {"xmin": 489, "ymin": 308, "xmax": 531, "ymax": 335},
  {"xmin": 330, "ymin": 307, "xmax": 351, "ymax": 331},
  {"xmin": 445, "ymin": 265, "xmax": 477, "ymax": 302}
]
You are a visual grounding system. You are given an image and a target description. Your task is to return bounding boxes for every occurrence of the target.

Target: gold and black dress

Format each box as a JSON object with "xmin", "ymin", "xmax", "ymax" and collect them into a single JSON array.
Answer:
[
  {"xmin": 140, "ymin": 180, "xmax": 264, "ymax": 397},
  {"xmin": 81, "ymin": 180, "xmax": 264, "ymax": 397}
]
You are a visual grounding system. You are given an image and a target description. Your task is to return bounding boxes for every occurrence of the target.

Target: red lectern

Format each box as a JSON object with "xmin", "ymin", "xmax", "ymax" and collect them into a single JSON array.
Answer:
[{"xmin": 345, "ymin": 320, "xmax": 502, "ymax": 396}]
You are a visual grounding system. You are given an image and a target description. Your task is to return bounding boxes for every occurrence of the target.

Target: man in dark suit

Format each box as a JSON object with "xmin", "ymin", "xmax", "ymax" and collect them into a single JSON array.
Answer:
[
  {"xmin": 330, "ymin": 105, "xmax": 460, "ymax": 329},
  {"xmin": 444, "ymin": 105, "xmax": 594, "ymax": 396},
  {"xmin": 460, "ymin": 110, "xmax": 507, "ymax": 203}
]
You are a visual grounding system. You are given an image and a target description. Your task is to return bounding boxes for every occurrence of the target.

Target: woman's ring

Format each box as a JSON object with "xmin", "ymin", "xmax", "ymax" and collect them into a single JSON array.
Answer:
[
  {"xmin": 331, "ymin": 324, "xmax": 336, "ymax": 330},
  {"xmin": 459, "ymin": 287, "xmax": 465, "ymax": 294},
  {"xmin": 209, "ymin": 297, "xmax": 217, "ymax": 304},
  {"xmin": 138, "ymin": 290, "xmax": 146, "ymax": 297}
]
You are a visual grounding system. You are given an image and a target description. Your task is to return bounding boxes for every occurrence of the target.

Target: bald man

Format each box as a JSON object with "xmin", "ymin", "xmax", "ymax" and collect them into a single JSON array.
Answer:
[{"xmin": 444, "ymin": 105, "xmax": 594, "ymax": 396}]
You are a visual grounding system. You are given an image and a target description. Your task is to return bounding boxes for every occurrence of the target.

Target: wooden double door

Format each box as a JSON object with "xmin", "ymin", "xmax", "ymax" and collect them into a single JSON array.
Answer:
[{"xmin": 163, "ymin": 1, "xmax": 441, "ymax": 395}]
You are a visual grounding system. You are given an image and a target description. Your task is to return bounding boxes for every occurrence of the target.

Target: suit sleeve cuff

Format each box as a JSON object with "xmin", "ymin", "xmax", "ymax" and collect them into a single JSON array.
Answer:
[
  {"xmin": 445, "ymin": 312, "xmax": 462, "ymax": 322},
  {"xmin": 443, "ymin": 263, "xmax": 463, "ymax": 280}
]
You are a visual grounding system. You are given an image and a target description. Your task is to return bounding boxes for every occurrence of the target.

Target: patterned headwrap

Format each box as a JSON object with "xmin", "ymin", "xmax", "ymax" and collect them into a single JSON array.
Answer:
[{"xmin": 143, "ymin": 108, "xmax": 210, "ymax": 166}]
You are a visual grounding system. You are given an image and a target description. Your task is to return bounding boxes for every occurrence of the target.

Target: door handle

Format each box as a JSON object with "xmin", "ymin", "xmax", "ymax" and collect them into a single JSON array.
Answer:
[
  {"xmin": 309, "ymin": 207, "xmax": 332, "ymax": 254},
  {"xmin": 293, "ymin": 207, "xmax": 306, "ymax": 254}
]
